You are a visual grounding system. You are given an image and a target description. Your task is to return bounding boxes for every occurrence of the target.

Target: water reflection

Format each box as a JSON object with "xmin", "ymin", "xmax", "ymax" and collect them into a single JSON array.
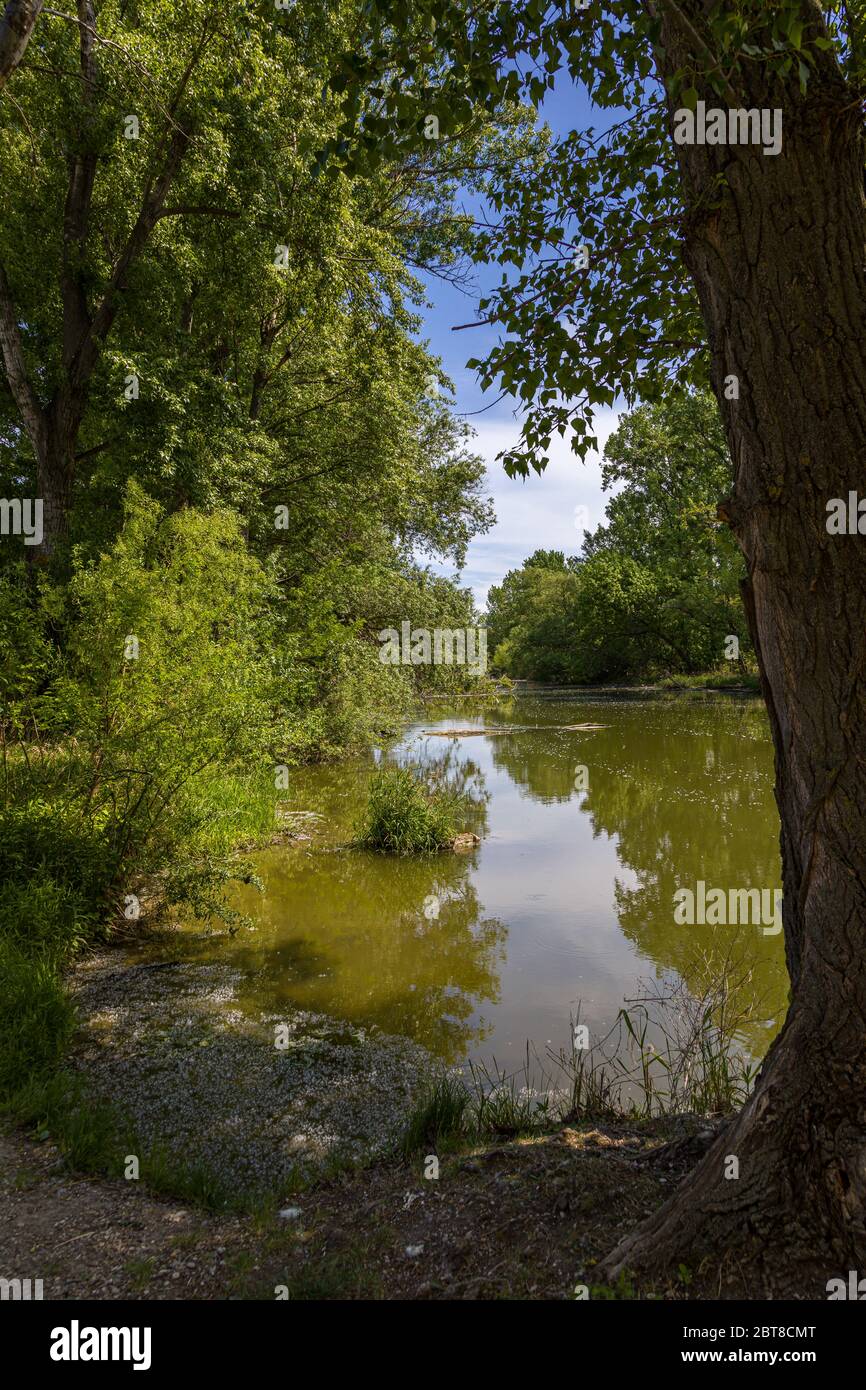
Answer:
[
  {"xmin": 172, "ymin": 696, "xmax": 787, "ymax": 1070},
  {"xmin": 485, "ymin": 698, "xmax": 786, "ymax": 1054}
]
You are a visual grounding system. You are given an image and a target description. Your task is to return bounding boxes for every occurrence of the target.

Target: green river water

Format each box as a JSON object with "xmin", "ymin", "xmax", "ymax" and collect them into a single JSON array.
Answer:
[{"xmin": 166, "ymin": 693, "xmax": 788, "ymax": 1083}]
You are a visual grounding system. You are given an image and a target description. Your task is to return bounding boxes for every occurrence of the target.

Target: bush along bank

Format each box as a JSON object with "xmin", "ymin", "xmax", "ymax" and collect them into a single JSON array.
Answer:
[{"xmin": 0, "ymin": 486, "xmax": 485, "ymax": 1149}]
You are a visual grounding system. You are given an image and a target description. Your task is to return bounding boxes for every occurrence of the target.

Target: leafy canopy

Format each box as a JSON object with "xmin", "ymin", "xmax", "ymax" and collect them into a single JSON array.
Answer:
[{"xmin": 322, "ymin": 1, "xmax": 861, "ymax": 475}]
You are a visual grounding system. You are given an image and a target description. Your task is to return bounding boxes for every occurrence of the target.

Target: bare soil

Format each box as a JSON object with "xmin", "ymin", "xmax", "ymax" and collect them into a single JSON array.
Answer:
[{"xmin": 0, "ymin": 1116, "xmax": 744, "ymax": 1301}]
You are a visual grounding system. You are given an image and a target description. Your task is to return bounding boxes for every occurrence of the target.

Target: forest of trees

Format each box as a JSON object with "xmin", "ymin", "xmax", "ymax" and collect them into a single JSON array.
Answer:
[{"xmin": 0, "ymin": 2, "xmax": 515, "ymax": 1102}]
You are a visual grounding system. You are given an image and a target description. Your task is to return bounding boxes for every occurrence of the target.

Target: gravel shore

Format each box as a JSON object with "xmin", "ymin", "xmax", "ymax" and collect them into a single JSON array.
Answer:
[{"xmin": 69, "ymin": 950, "xmax": 441, "ymax": 1196}]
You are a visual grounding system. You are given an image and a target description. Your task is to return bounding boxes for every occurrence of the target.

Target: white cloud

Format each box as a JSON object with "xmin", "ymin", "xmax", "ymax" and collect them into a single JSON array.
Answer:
[{"xmin": 428, "ymin": 407, "xmax": 623, "ymax": 608}]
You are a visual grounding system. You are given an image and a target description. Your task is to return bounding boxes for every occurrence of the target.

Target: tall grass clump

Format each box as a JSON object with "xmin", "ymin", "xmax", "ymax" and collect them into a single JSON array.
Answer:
[
  {"xmin": 558, "ymin": 943, "xmax": 768, "ymax": 1120},
  {"xmin": 0, "ymin": 942, "xmax": 76, "ymax": 1098},
  {"xmin": 401, "ymin": 1054, "xmax": 560, "ymax": 1159},
  {"xmin": 400, "ymin": 1075, "xmax": 472, "ymax": 1157},
  {"xmin": 355, "ymin": 764, "xmax": 464, "ymax": 854}
]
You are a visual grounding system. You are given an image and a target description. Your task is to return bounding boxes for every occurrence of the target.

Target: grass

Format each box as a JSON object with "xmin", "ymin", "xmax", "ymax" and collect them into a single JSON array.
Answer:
[
  {"xmin": 658, "ymin": 669, "xmax": 760, "ymax": 691},
  {"xmin": 124, "ymin": 1257, "xmax": 157, "ymax": 1292},
  {"xmin": 269, "ymin": 1249, "xmax": 385, "ymax": 1301},
  {"xmin": 0, "ymin": 789, "xmax": 110, "ymax": 1104},
  {"xmin": 585, "ymin": 1271, "xmax": 642, "ymax": 1300},
  {"xmin": 0, "ymin": 740, "xmax": 281, "ymax": 1111},
  {"xmin": 135, "ymin": 1146, "xmax": 280, "ymax": 1218},
  {"xmin": 400, "ymin": 1057, "xmax": 563, "ymax": 1160},
  {"xmin": 400, "ymin": 946, "xmax": 770, "ymax": 1160},
  {"xmin": 399, "ymin": 1075, "xmax": 472, "ymax": 1157},
  {"xmin": 183, "ymin": 765, "xmax": 284, "ymax": 859},
  {"xmin": 354, "ymin": 764, "xmax": 466, "ymax": 854},
  {"xmin": 0, "ymin": 942, "xmax": 76, "ymax": 1097},
  {"xmin": 5, "ymin": 1072, "xmax": 123, "ymax": 1173},
  {"xmin": 211, "ymin": 1215, "xmax": 394, "ymax": 1300},
  {"xmin": 3, "ymin": 1070, "xmax": 283, "ymax": 1217}
]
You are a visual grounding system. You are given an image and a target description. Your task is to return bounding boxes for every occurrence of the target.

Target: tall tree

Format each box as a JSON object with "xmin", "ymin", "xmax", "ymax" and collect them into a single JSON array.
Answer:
[
  {"xmin": 0, "ymin": 0, "xmax": 523, "ymax": 560},
  {"xmin": 326, "ymin": 0, "xmax": 866, "ymax": 1292},
  {"xmin": 580, "ymin": 389, "xmax": 750, "ymax": 672}
]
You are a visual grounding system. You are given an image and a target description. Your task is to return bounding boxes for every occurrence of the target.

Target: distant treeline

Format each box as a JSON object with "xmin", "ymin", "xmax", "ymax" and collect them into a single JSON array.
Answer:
[{"xmin": 486, "ymin": 391, "xmax": 753, "ymax": 684}]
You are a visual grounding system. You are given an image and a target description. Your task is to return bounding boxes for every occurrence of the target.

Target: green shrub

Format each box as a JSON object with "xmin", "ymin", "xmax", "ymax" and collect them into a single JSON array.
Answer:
[
  {"xmin": 48, "ymin": 484, "xmax": 285, "ymax": 884},
  {"xmin": 0, "ymin": 486, "xmax": 288, "ymax": 1095},
  {"xmin": 355, "ymin": 764, "xmax": 462, "ymax": 854}
]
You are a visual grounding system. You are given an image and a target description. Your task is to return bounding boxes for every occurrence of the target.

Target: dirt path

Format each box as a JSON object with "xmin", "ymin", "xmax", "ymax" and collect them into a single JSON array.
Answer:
[
  {"xmin": 1, "ymin": 1118, "xmax": 720, "ymax": 1300},
  {"xmin": 0, "ymin": 1129, "xmax": 249, "ymax": 1299}
]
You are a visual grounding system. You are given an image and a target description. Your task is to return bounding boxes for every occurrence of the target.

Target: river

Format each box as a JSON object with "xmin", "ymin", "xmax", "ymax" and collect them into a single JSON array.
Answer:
[{"xmin": 162, "ymin": 691, "xmax": 786, "ymax": 1094}]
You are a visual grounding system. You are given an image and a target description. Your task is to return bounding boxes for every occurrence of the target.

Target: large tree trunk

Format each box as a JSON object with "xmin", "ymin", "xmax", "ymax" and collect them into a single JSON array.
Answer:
[
  {"xmin": 599, "ymin": 7, "xmax": 866, "ymax": 1294},
  {"xmin": 37, "ymin": 413, "xmax": 79, "ymax": 558}
]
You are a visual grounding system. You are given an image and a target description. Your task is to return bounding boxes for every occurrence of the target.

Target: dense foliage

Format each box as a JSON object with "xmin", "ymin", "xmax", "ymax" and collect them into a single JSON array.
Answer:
[
  {"xmin": 0, "ymin": 0, "xmax": 531, "ymax": 1096},
  {"xmin": 322, "ymin": 0, "xmax": 857, "ymax": 475},
  {"xmin": 0, "ymin": 2, "xmax": 520, "ymax": 749}
]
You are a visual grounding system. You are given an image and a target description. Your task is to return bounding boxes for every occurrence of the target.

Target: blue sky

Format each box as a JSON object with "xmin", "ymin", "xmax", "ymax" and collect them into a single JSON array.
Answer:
[{"xmin": 415, "ymin": 73, "xmax": 625, "ymax": 609}]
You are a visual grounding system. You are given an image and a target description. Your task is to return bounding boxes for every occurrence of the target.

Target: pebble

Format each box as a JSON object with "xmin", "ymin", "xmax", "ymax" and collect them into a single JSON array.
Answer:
[{"xmin": 68, "ymin": 953, "xmax": 442, "ymax": 1198}]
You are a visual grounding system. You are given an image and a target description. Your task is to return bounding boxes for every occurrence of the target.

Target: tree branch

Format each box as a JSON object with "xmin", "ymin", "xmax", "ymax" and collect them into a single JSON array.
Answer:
[
  {"xmin": 657, "ymin": 0, "xmax": 740, "ymax": 107},
  {"xmin": 74, "ymin": 123, "xmax": 191, "ymax": 386},
  {"xmin": 61, "ymin": 14, "xmax": 213, "ymax": 390},
  {"xmin": 74, "ymin": 436, "xmax": 115, "ymax": 461},
  {"xmin": 60, "ymin": 0, "xmax": 99, "ymax": 370},
  {"xmin": 157, "ymin": 204, "xmax": 240, "ymax": 220}
]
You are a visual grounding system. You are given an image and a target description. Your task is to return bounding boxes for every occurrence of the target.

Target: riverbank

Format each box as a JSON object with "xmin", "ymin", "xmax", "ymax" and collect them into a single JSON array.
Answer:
[
  {"xmin": 0, "ymin": 910, "xmax": 783, "ymax": 1300},
  {"xmin": 1, "ymin": 691, "xmax": 784, "ymax": 1299},
  {"xmin": 2, "ymin": 927, "xmax": 714, "ymax": 1300},
  {"xmin": 0, "ymin": 1107, "xmax": 723, "ymax": 1300},
  {"xmin": 429, "ymin": 674, "xmax": 761, "ymax": 699},
  {"xmin": 65, "ymin": 946, "xmax": 441, "ymax": 1199}
]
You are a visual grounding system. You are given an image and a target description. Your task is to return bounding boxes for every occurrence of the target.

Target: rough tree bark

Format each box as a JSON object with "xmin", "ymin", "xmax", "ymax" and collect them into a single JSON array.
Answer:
[
  {"xmin": 0, "ymin": 0, "xmax": 43, "ymax": 90},
  {"xmin": 598, "ymin": 1, "xmax": 866, "ymax": 1295}
]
